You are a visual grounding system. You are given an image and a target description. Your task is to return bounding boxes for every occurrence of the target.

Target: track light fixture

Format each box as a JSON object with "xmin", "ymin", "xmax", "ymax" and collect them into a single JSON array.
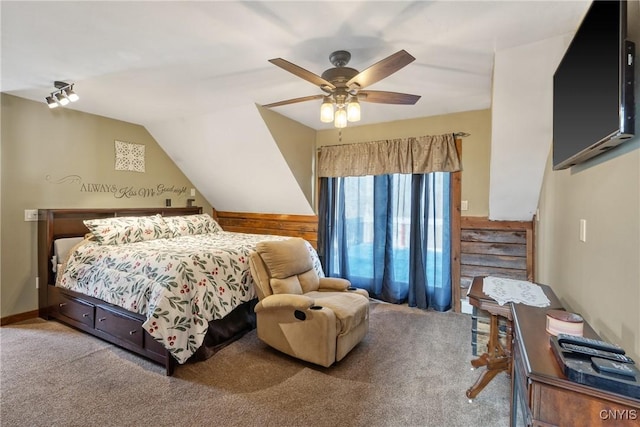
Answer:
[
  {"xmin": 45, "ymin": 81, "xmax": 79, "ymax": 109},
  {"xmin": 55, "ymin": 91, "xmax": 69, "ymax": 106}
]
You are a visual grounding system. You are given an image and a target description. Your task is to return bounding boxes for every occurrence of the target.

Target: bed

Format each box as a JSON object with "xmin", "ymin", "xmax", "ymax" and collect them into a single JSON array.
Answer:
[{"xmin": 37, "ymin": 207, "xmax": 321, "ymax": 375}]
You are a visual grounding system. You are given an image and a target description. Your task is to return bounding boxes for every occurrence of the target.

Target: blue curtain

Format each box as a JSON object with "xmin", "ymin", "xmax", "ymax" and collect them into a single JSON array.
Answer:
[{"xmin": 318, "ymin": 173, "xmax": 451, "ymax": 311}]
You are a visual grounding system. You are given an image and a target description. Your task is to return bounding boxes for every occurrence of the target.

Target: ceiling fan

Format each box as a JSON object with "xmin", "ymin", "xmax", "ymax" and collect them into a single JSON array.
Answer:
[{"xmin": 264, "ymin": 49, "xmax": 421, "ymax": 128}]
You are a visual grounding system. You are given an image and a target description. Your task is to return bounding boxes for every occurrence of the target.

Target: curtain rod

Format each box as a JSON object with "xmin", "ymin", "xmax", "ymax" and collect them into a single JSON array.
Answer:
[{"xmin": 317, "ymin": 132, "xmax": 471, "ymax": 151}]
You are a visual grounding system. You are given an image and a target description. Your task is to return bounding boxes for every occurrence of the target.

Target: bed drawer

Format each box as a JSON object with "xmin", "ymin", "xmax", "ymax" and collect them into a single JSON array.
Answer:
[
  {"xmin": 57, "ymin": 293, "xmax": 94, "ymax": 328},
  {"xmin": 95, "ymin": 306, "xmax": 144, "ymax": 347},
  {"xmin": 144, "ymin": 333, "xmax": 167, "ymax": 356}
]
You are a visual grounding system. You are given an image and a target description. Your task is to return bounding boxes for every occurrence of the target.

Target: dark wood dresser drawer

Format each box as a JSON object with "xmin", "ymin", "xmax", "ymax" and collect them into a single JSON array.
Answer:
[
  {"xmin": 95, "ymin": 306, "xmax": 143, "ymax": 347},
  {"xmin": 58, "ymin": 293, "xmax": 94, "ymax": 328}
]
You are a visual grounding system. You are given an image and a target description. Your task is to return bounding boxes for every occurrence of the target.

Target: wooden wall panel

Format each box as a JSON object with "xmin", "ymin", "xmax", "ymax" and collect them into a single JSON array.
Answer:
[
  {"xmin": 461, "ymin": 253, "xmax": 528, "ymax": 270},
  {"xmin": 461, "ymin": 241, "xmax": 527, "ymax": 257},
  {"xmin": 461, "ymin": 229, "xmax": 527, "ymax": 244},
  {"xmin": 450, "ymin": 138, "xmax": 463, "ymax": 312},
  {"xmin": 456, "ymin": 216, "xmax": 534, "ymax": 310},
  {"xmin": 213, "ymin": 210, "xmax": 318, "ymax": 248}
]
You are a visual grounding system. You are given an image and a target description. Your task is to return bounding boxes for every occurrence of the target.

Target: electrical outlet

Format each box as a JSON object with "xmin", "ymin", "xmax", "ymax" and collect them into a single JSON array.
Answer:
[
  {"xmin": 36, "ymin": 277, "xmax": 39, "ymax": 289},
  {"xmin": 461, "ymin": 200, "xmax": 469, "ymax": 211},
  {"xmin": 190, "ymin": 188, "xmax": 196, "ymax": 197},
  {"xmin": 24, "ymin": 209, "xmax": 38, "ymax": 221}
]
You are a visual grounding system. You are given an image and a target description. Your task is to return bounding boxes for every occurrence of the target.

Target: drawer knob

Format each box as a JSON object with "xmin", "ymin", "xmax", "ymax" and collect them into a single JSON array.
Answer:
[
  {"xmin": 129, "ymin": 330, "xmax": 137, "ymax": 335},
  {"xmin": 59, "ymin": 303, "xmax": 67, "ymax": 307},
  {"xmin": 82, "ymin": 313, "xmax": 90, "ymax": 318},
  {"xmin": 98, "ymin": 317, "xmax": 106, "ymax": 322}
]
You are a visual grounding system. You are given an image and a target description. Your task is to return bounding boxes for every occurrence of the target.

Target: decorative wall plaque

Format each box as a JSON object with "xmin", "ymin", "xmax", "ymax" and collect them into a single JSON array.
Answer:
[{"xmin": 115, "ymin": 140, "xmax": 145, "ymax": 172}]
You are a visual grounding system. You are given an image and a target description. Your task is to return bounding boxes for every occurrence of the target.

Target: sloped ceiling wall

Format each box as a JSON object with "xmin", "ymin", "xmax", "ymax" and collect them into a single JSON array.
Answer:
[
  {"xmin": 489, "ymin": 34, "xmax": 572, "ymax": 221},
  {"xmin": 145, "ymin": 103, "xmax": 314, "ymax": 215}
]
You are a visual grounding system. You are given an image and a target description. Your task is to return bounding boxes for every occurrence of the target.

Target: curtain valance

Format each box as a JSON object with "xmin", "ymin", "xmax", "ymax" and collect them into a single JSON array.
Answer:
[{"xmin": 317, "ymin": 133, "xmax": 461, "ymax": 178}]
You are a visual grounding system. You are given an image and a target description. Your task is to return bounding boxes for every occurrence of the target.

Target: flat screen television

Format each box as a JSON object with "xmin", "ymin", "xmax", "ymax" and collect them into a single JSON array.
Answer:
[{"xmin": 553, "ymin": 0, "xmax": 635, "ymax": 170}]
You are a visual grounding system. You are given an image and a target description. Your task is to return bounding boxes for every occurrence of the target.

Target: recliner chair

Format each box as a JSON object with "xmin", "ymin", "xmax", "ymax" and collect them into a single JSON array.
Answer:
[{"xmin": 249, "ymin": 238, "xmax": 369, "ymax": 367}]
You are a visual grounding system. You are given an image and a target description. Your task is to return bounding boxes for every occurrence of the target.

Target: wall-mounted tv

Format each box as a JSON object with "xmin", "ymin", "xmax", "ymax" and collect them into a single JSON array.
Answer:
[{"xmin": 553, "ymin": 0, "xmax": 635, "ymax": 170}]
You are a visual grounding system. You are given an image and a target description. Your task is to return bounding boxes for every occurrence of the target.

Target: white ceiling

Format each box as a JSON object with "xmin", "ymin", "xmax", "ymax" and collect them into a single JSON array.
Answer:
[
  {"xmin": 2, "ymin": 1, "xmax": 593, "ymax": 218},
  {"xmin": 1, "ymin": 0, "xmax": 590, "ymax": 130}
]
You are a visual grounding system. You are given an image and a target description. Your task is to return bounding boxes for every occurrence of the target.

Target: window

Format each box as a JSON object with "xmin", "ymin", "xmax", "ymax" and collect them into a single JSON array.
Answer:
[{"xmin": 319, "ymin": 172, "xmax": 451, "ymax": 311}]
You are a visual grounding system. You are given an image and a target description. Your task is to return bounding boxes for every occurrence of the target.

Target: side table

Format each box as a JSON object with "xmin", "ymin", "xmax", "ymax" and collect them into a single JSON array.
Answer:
[{"xmin": 465, "ymin": 276, "xmax": 562, "ymax": 400}]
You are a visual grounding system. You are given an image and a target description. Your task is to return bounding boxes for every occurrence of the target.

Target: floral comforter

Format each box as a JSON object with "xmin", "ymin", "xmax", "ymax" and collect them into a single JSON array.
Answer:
[{"xmin": 56, "ymin": 231, "xmax": 322, "ymax": 363}]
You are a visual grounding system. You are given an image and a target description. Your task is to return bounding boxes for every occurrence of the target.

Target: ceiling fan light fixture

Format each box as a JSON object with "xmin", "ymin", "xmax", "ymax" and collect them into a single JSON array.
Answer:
[
  {"xmin": 265, "ymin": 49, "xmax": 419, "ymax": 129},
  {"xmin": 320, "ymin": 97, "xmax": 335, "ymax": 123},
  {"xmin": 347, "ymin": 97, "xmax": 361, "ymax": 122},
  {"xmin": 334, "ymin": 107, "xmax": 347, "ymax": 128}
]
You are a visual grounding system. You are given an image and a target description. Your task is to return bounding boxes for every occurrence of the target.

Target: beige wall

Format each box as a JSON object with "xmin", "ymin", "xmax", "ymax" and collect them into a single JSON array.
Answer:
[
  {"xmin": 316, "ymin": 109, "xmax": 492, "ymax": 217},
  {"xmin": 0, "ymin": 94, "xmax": 212, "ymax": 318},
  {"xmin": 536, "ymin": 139, "xmax": 640, "ymax": 361},
  {"xmin": 537, "ymin": 0, "xmax": 640, "ymax": 362}
]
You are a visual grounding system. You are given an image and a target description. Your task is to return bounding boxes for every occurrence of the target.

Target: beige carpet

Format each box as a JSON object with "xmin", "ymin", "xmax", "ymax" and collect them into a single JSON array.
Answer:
[{"xmin": 0, "ymin": 301, "xmax": 510, "ymax": 426}]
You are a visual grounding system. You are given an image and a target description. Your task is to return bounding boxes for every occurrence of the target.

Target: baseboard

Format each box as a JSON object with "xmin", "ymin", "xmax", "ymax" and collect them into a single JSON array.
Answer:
[{"xmin": 1, "ymin": 309, "xmax": 39, "ymax": 326}]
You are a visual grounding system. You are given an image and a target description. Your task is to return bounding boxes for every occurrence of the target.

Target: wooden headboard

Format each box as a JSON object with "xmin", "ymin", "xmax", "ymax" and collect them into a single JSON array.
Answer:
[{"xmin": 37, "ymin": 207, "xmax": 202, "ymax": 317}]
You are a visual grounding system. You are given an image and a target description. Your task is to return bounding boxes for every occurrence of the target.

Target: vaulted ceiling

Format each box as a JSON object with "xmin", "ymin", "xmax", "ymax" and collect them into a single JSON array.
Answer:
[{"xmin": 1, "ymin": 1, "xmax": 591, "ymax": 216}]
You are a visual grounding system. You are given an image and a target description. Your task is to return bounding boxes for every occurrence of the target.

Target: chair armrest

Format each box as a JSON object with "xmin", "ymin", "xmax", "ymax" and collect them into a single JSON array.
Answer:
[
  {"xmin": 255, "ymin": 294, "xmax": 315, "ymax": 312},
  {"xmin": 348, "ymin": 288, "xmax": 369, "ymax": 298},
  {"xmin": 318, "ymin": 277, "xmax": 350, "ymax": 291}
]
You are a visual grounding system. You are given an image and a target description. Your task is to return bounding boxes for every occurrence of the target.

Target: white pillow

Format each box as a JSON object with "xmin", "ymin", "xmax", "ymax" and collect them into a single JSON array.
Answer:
[
  {"xmin": 83, "ymin": 214, "xmax": 169, "ymax": 245},
  {"xmin": 164, "ymin": 214, "xmax": 222, "ymax": 237}
]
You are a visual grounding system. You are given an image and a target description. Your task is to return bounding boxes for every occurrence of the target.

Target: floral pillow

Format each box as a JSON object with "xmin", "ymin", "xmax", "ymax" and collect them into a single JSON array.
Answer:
[
  {"xmin": 164, "ymin": 214, "xmax": 223, "ymax": 237},
  {"xmin": 84, "ymin": 214, "xmax": 169, "ymax": 245}
]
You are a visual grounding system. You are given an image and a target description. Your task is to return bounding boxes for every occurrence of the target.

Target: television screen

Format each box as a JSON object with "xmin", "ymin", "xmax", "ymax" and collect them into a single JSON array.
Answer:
[{"xmin": 553, "ymin": 0, "xmax": 635, "ymax": 170}]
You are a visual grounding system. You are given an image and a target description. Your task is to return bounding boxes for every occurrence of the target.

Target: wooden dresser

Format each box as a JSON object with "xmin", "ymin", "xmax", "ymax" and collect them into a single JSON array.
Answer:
[{"xmin": 511, "ymin": 302, "xmax": 640, "ymax": 426}]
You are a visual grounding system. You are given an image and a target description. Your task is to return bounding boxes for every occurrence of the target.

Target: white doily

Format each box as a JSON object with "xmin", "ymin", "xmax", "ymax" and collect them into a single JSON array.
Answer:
[{"xmin": 482, "ymin": 276, "xmax": 550, "ymax": 307}]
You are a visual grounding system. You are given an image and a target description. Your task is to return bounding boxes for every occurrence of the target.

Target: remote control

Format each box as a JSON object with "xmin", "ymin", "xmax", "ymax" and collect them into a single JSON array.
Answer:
[
  {"xmin": 557, "ymin": 333, "xmax": 625, "ymax": 354},
  {"xmin": 591, "ymin": 357, "xmax": 639, "ymax": 379},
  {"xmin": 560, "ymin": 343, "xmax": 635, "ymax": 364}
]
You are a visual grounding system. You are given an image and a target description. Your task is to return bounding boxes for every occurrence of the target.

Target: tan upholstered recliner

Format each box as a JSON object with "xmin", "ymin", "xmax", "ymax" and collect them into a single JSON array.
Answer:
[{"xmin": 249, "ymin": 238, "xmax": 369, "ymax": 367}]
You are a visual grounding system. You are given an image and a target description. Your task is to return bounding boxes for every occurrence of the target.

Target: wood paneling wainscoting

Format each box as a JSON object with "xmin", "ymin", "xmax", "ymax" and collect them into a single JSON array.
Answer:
[
  {"xmin": 213, "ymin": 210, "xmax": 319, "ymax": 248},
  {"xmin": 454, "ymin": 216, "xmax": 534, "ymax": 312}
]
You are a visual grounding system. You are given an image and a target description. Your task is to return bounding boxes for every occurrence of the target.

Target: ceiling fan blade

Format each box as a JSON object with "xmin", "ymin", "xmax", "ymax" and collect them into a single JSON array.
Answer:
[
  {"xmin": 347, "ymin": 50, "xmax": 416, "ymax": 89},
  {"xmin": 263, "ymin": 94, "xmax": 324, "ymax": 108},
  {"xmin": 269, "ymin": 58, "xmax": 336, "ymax": 91},
  {"xmin": 358, "ymin": 90, "xmax": 421, "ymax": 105}
]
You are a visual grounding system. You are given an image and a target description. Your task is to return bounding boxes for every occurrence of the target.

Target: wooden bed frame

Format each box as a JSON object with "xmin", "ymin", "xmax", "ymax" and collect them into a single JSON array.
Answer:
[{"xmin": 37, "ymin": 207, "xmax": 257, "ymax": 375}]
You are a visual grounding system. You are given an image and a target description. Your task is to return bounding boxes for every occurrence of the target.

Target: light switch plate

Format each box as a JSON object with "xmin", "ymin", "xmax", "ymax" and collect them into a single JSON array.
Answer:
[
  {"xmin": 24, "ymin": 209, "xmax": 38, "ymax": 221},
  {"xmin": 579, "ymin": 219, "xmax": 587, "ymax": 242}
]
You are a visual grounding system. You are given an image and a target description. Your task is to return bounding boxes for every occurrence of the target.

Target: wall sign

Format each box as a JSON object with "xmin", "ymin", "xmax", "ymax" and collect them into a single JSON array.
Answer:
[{"xmin": 46, "ymin": 175, "xmax": 187, "ymax": 199}]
